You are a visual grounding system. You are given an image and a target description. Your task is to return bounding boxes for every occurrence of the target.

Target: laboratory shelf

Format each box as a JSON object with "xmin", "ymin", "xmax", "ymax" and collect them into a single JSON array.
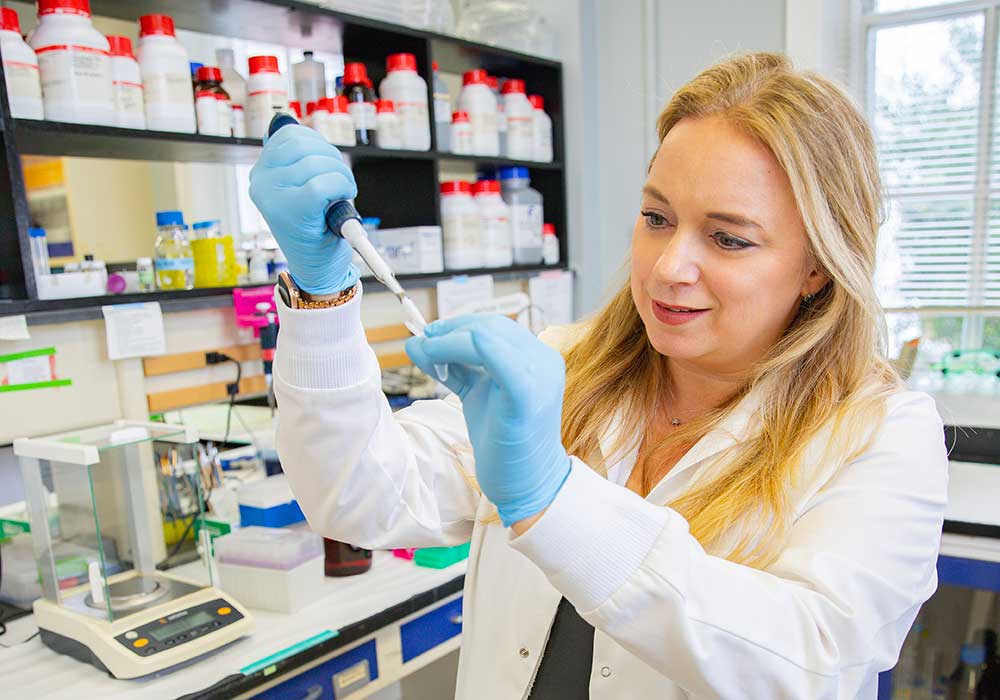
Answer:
[
  {"xmin": 436, "ymin": 152, "xmax": 564, "ymax": 171},
  {"xmin": 0, "ymin": 263, "xmax": 569, "ymax": 325}
]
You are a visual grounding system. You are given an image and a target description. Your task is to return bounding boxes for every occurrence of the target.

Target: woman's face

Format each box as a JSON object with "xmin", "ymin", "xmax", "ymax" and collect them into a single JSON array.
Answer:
[{"xmin": 631, "ymin": 115, "xmax": 827, "ymax": 377}]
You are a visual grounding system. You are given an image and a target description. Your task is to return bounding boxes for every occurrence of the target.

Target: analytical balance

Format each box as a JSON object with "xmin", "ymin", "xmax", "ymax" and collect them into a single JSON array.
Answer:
[{"xmin": 14, "ymin": 421, "xmax": 254, "ymax": 679}]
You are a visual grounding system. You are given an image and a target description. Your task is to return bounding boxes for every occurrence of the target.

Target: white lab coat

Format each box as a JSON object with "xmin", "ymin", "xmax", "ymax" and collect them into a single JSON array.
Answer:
[{"xmin": 273, "ymin": 284, "xmax": 949, "ymax": 700}]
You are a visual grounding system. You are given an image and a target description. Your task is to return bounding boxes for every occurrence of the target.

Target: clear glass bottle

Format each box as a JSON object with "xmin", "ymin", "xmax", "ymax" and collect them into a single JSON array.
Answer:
[
  {"xmin": 499, "ymin": 166, "xmax": 544, "ymax": 265},
  {"xmin": 153, "ymin": 210, "xmax": 194, "ymax": 290}
]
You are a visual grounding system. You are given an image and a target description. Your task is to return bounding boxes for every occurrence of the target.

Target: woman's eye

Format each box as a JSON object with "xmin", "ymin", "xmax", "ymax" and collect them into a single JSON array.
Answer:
[
  {"xmin": 712, "ymin": 231, "xmax": 754, "ymax": 250},
  {"xmin": 641, "ymin": 211, "xmax": 672, "ymax": 228}
]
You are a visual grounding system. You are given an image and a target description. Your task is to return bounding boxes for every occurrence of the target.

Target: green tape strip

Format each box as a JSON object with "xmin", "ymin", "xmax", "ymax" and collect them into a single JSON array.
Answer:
[
  {"xmin": 0, "ymin": 379, "xmax": 72, "ymax": 393},
  {"xmin": 0, "ymin": 347, "xmax": 56, "ymax": 364},
  {"xmin": 240, "ymin": 629, "xmax": 339, "ymax": 676}
]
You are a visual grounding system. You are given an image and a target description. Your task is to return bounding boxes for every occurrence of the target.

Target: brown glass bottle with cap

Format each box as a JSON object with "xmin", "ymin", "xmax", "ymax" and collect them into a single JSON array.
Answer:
[
  {"xmin": 324, "ymin": 538, "xmax": 373, "ymax": 576},
  {"xmin": 342, "ymin": 62, "xmax": 377, "ymax": 146}
]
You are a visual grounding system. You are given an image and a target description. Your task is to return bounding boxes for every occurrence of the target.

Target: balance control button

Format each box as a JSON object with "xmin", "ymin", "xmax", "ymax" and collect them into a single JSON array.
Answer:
[
  {"xmin": 217, "ymin": 606, "xmax": 232, "ymax": 616},
  {"xmin": 212, "ymin": 621, "xmax": 221, "ymax": 628},
  {"xmin": 124, "ymin": 631, "xmax": 138, "ymax": 640},
  {"xmin": 133, "ymin": 638, "xmax": 149, "ymax": 648}
]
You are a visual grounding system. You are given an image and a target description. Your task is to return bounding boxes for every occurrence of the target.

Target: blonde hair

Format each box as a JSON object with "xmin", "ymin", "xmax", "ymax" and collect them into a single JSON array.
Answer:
[{"xmin": 561, "ymin": 52, "xmax": 900, "ymax": 569}]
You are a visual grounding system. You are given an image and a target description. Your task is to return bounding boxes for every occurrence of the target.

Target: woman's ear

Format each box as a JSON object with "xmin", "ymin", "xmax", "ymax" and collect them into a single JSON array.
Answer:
[{"xmin": 801, "ymin": 267, "xmax": 830, "ymax": 299}]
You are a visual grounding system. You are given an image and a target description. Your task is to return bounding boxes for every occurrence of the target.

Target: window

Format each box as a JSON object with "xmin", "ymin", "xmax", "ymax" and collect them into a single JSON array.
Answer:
[{"xmin": 862, "ymin": 1, "xmax": 1000, "ymax": 363}]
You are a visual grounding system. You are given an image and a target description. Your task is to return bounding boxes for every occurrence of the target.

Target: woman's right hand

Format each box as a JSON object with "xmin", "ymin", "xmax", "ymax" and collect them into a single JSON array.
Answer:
[{"xmin": 249, "ymin": 124, "xmax": 359, "ymax": 294}]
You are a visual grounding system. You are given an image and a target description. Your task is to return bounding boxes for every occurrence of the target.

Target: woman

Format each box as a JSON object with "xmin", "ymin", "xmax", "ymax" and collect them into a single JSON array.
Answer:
[{"xmin": 249, "ymin": 52, "xmax": 948, "ymax": 699}]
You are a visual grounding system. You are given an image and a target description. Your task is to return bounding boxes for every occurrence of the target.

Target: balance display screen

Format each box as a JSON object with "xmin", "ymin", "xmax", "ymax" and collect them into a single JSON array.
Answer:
[{"xmin": 150, "ymin": 611, "xmax": 215, "ymax": 641}]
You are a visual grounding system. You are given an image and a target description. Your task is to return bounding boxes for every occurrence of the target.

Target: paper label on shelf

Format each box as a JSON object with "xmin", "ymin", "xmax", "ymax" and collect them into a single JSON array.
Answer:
[
  {"xmin": 4, "ymin": 60, "xmax": 41, "ymax": 101},
  {"xmin": 102, "ymin": 302, "xmax": 166, "ymax": 361},
  {"xmin": 5, "ymin": 353, "xmax": 53, "ymax": 385},
  {"xmin": 36, "ymin": 45, "xmax": 112, "ymax": 105},
  {"xmin": 0, "ymin": 315, "xmax": 30, "ymax": 341},
  {"xmin": 436, "ymin": 274, "xmax": 494, "ymax": 319},
  {"xmin": 529, "ymin": 270, "xmax": 574, "ymax": 332}
]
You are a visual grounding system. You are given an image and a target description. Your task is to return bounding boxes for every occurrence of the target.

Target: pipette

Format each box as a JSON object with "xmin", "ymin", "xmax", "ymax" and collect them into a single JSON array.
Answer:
[{"xmin": 267, "ymin": 113, "xmax": 448, "ymax": 382}]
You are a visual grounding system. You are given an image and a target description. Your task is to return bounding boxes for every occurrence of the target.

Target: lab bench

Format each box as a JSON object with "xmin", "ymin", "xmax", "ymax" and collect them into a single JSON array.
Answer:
[{"xmin": 1, "ymin": 551, "xmax": 467, "ymax": 700}]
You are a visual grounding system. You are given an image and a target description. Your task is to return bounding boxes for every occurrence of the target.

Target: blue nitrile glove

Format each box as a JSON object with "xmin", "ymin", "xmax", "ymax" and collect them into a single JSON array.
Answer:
[
  {"xmin": 405, "ymin": 315, "xmax": 572, "ymax": 527},
  {"xmin": 248, "ymin": 124, "xmax": 359, "ymax": 294}
]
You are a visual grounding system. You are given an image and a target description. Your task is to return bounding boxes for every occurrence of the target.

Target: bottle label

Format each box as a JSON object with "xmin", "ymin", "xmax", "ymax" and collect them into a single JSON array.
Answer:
[
  {"xmin": 216, "ymin": 97, "xmax": 232, "ymax": 137},
  {"xmin": 452, "ymin": 124, "xmax": 474, "ymax": 154},
  {"xmin": 35, "ymin": 45, "xmax": 113, "ymax": 106},
  {"xmin": 325, "ymin": 116, "xmax": 356, "ymax": 147},
  {"xmin": 113, "ymin": 79, "xmax": 143, "ymax": 116},
  {"xmin": 154, "ymin": 257, "xmax": 194, "ymax": 271},
  {"xmin": 395, "ymin": 100, "xmax": 429, "ymax": 149},
  {"xmin": 469, "ymin": 112, "xmax": 499, "ymax": 155},
  {"xmin": 247, "ymin": 89, "xmax": 288, "ymax": 138},
  {"xmin": 506, "ymin": 115, "xmax": 534, "ymax": 159},
  {"xmin": 481, "ymin": 215, "xmax": 513, "ymax": 266},
  {"xmin": 3, "ymin": 60, "xmax": 42, "ymax": 101},
  {"xmin": 196, "ymin": 93, "xmax": 220, "ymax": 135},
  {"xmin": 347, "ymin": 101, "xmax": 376, "ymax": 130},
  {"xmin": 543, "ymin": 236, "xmax": 560, "ymax": 265},
  {"xmin": 376, "ymin": 115, "xmax": 402, "ymax": 149},
  {"xmin": 443, "ymin": 210, "xmax": 482, "ymax": 266},
  {"xmin": 533, "ymin": 116, "xmax": 553, "ymax": 161},
  {"xmin": 232, "ymin": 107, "xmax": 246, "ymax": 138},
  {"xmin": 512, "ymin": 203, "xmax": 543, "ymax": 249},
  {"xmin": 434, "ymin": 97, "xmax": 451, "ymax": 123},
  {"xmin": 143, "ymin": 71, "xmax": 192, "ymax": 107}
]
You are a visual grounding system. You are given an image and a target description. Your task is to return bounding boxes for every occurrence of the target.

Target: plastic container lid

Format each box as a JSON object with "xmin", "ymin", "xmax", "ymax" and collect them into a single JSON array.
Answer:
[
  {"xmin": 543, "ymin": 223, "xmax": 556, "ymax": 236},
  {"xmin": 189, "ymin": 61, "xmax": 203, "ymax": 77},
  {"xmin": 38, "ymin": 0, "xmax": 91, "ymax": 17},
  {"xmin": 486, "ymin": 76, "xmax": 499, "ymax": 91},
  {"xmin": 139, "ymin": 14, "xmax": 176, "ymax": 37},
  {"xmin": 386, "ymin": 52, "xmax": 417, "ymax": 72},
  {"xmin": 329, "ymin": 95, "xmax": 349, "ymax": 113},
  {"xmin": 238, "ymin": 474, "xmax": 296, "ymax": 508},
  {"xmin": 376, "ymin": 99, "xmax": 395, "ymax": 113},
  {"xmin": 472, "ymin": 179, "xmax": 500, "ymax": 195},
  {"xmin": 432, "ymin": 60, "xmax": 439, "ymax": 71},
  {"xmin": 155, "ymin": 210, "xmax": 185, "ymax": 227},
  {"xmin": 529, "ymin": 95, "xmax": 545, "ymax": 110},
  {"xmin": 463, "ymin": 69, "xmax": 489, "ymax": 86},
  {"xmin": 288, "ymin": 100, "xmax": 302, "ymax": 118},
  {"xmin": 441, "ymin": 180, "xmax": 472, "ymax": 195},
  {"xmin": 499, "ymin": 166, "xmax": 529, "ymax": 181},
  {"xmin": 501, "ymin": 79, "xmax": 526, "ymax": 95},
  {"xmin": 107, "ymin": 35, "xmax": 135, "ymax": 58},
  {"xmin": 961, "ymin": 644, "xmax": 986, "ymax": 665},
  {"xmin": 214, "ymin": 525, "xmax": 323, "ymax": 570},
  {"xmin": 249, "ymin": 55, "xmax": 280, "ymax": 74},
  {"xmin": 0, "ymin": 8, "xmax": 21, "ymax": 32},
  {"xmin": 107, "ymin": 273, "xmax": 127, "ymax": 294},
  {"xmin": 191, "ymin": 220, "xmax": 219, "ymax": 230},
  {"xmin": 29, "ymin": 227, "xmax": 46, "ymax": 238},
  {"xmin": 305, "ymin": 101, "xmax": 319, "ymax": 115},
  {"xmin": 196, "ymin": 66, "xmax": 222, "ymax": 83},
  {"xmin": 316, "ymin": 97, "xmax": 334, "ymax": 113},
  {"xmin": 452, "ymin": 110, "xmax": 470, "ymax": 123},
  {"xmin": 343, "ymin": 62, "xmax": 372, "ymax": 87}
]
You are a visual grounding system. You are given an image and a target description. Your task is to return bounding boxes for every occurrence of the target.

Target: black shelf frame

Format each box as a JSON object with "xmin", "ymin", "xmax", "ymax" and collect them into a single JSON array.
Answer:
[{"xmin": 0, "ymin": 0, "xmax": 569, "ymax": 315}]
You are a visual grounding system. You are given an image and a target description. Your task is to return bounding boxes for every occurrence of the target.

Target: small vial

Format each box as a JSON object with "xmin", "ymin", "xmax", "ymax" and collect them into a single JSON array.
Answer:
[
  {"xmin": 451, "ymin": 111, "xmax": 473, "ymax": 155},
  {"xmin": 137, "ymin": 257, "xmax": 155, "ymax": 291},
  {"xmin": 29, "ymin": 227, "xmax": 49, "ymax": 278},
  {"xmin": 542, "ymin": 223, "xmax": 559, "ymax": 265}
]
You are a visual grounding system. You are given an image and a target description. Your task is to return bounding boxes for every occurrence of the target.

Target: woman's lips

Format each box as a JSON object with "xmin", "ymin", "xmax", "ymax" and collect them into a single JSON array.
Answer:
[{"xmin": 651, "ymin": 300, "xmax": 709, "ymax": 325}]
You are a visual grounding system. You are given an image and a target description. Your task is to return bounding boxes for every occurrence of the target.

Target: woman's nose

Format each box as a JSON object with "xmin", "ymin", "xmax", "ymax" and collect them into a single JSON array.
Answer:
[{"xmin": 653, "ymin": 231, "xmax": 701, "ymax": 286}]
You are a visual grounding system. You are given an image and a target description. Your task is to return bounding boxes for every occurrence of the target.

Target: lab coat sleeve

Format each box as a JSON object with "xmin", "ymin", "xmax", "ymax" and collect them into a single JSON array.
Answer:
[
  {"xmin": 510, "ymin": 391, "xmax": 948, "ymax": 699},
  {"xmin": 272, "ymin": 284, "xmax": 481, "ymax": 550}
]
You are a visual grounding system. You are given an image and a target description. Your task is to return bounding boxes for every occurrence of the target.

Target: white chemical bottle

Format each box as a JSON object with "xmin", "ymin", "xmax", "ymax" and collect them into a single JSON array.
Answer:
[
  {"xmin": 375, "ymin": 99, "xmax": 402, "ymax": 150},
  {"xmin": 137, "ymin": 14, "xmax": 195, "ymax": 133},
  {"xmin": 292, "ymin": 50, "xmax": 325, "ymax": 105},
  {"xmin": 440, "ymin": 181, "xmax": 483, "ymax": 270},
  {"xmin": 542, "ymin": 223, "xmax": 559, "ymax": 264},
  {"xmin": 308, "ymin": 99, "xmax": 330, "ymax": 136},
  {"xmin": 530, "ymin": 94, "xmax": 553, "ymax": 162},
  {"xmin": 216, "ymin": 48, "xmax": 247, "ymax": 135},
  {"xmin": 489, "ymin": 75, "xmax": 506, "ymax": 156},
  {"xmin": 432, "ymin": 60, "xmax": 451, "ymax": 152},
  {"xmin": 106, "ymin": 35, "xmax": 144, "ymax": 128},
  {"xmin": 246, "ymin": 55, "xmax": 288, "ymax": 139},
  {"xmin": 499, "ymin": 166, "xmax": 543, "ymax": 265},
  {"xmin": 451, "ymin": 110, "xmax": 473, "ymax": 154},
  {"xmin": 502, "ymin": 79, "xmax": 533, "ymax": 160},
  {"xmin": 378, "ymin": 53, "xmax": 430, "ymax": 151},
  {"xmin": 324, "ymin": 95, "xmax": 356, "ymax": 147},
  {"xmin": 29, "ymin": 0, "xmax": 115, "ymax": 125},
  {"xmin": 0, "ymin": 8, "xmax": 43, "ymax": 119},
  {"xmin": 194, "ymin": 65, "xmax": 230, "ymax": 136},
  {"xmin": 458, "ymin": 69, "xmax": 499, "ymax": 156},
  {"xmin": 473, "ymin": 179, "xmax": 513, "ymax": 268}
]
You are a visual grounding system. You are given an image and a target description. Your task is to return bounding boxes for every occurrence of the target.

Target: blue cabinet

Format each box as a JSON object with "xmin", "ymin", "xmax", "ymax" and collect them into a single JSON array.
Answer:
[
  {"xmin": 400, "ymin": 596, "xmax": 464, "ymax": 663},
  {"xmin": 255, "ymin": 639, "xmax": 378, "ymax": 700}
]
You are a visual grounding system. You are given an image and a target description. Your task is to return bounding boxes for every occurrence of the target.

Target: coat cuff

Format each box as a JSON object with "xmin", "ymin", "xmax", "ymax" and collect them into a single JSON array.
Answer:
[
  {"xmin": 509, "ymin": 457, "xmax": 676, "ymax": 612},
  {"xmin": 274, "ymin": 281, "xmax": 380, "ymax": 389}
]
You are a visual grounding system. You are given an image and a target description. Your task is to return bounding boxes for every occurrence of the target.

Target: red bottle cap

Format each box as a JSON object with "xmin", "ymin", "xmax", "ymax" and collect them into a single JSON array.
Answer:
[
  {"xmin": 139, "ymin": 14, "xmax": 175, "ymax": 37},
  {"xmin": 376, "ymin": 99, "xmax": 395, "ymax": 113},
  {"xmin": 343, "ymin": 62, "xmax": 372, "ymax": 87},
  {"xmin": 452, "ymin": 110, "xmax": 470, "ymax": 123},
  {"xmin": 0, "ymin": 8, "xmax": 21, "ymax": 32},
  {"xmin": 432, "ymin": 60, "xmax": 440, "ymax": 71},
  {"xmin": 306, "ymin": 101, "xmax": 318, "ymax": 115},
  {"xmin": 440, "ymin": 181, "xmax": 472, "ymax": 195},
  {"xmin": 501, "ymin": 79, "xmax": 526, "ymax": 95},
  {"xmin": 463, "ymin": 69, "xmax": 489, "ymax": 86},
  {"xmin": 330, "ymin": 95, "xmax": 349, "ymax": 113},
  {"xmin": 106, "ymin": 35, "xmax": 135, "ymax": 58},
  {"xmin": 543, "ymin": 223, "xmax": 556, "ymax": 236},
  {"xmin": 528, "ymin": 95, "xmax": 545, "ymax": 110},
  {"xmin": 486, "ymin": 76, "xmax": 499, "ymax": 91},
  {"xmin": 289, "ymin": 101, "xmax": 302, "ymax": 118},
  {"xmin": 317, "ymin": 97, "xmax": 335, "ymax": 112},
  {"xmin": 38, "ymin": 0, "xmax": 90, "ymax": 17},
  {"xmin": 472, "ymin": 179, "xmax": 500, "ymax": 195},
  {"xmin": 386, "ymin": 53, "xmax": 417, "ymax": 72},
  {"xmin": 196, "ymin": 66, "xmax": 222, "ymax": 83},
  {"xmin": 248, "ymin": 55, "xmax": 280, "ymax": 74}
]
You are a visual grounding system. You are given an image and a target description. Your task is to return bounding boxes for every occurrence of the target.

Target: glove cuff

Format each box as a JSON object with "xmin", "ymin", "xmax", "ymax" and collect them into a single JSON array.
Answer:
[{"xmin": 292, "ymin": 263, "xmax": 360, "ymax": 296}]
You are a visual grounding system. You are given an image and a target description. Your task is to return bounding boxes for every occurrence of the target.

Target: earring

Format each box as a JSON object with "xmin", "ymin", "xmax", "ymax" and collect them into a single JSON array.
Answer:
[{"xmin": 803, "ymin": 293, "xmax": 815, "ymax": 304}]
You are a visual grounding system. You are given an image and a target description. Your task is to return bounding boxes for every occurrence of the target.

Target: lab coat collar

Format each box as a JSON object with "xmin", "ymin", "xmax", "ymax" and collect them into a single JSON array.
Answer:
[{"xmin": 598, "ymin": 383, "xmax": 764, "ymax": 500}]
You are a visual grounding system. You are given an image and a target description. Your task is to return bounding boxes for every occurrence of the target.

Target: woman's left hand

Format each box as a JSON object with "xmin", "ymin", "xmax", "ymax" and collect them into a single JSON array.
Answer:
[{"xmin": 405, "ymin": 315, "xmax": 572, "ymax": 527}]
